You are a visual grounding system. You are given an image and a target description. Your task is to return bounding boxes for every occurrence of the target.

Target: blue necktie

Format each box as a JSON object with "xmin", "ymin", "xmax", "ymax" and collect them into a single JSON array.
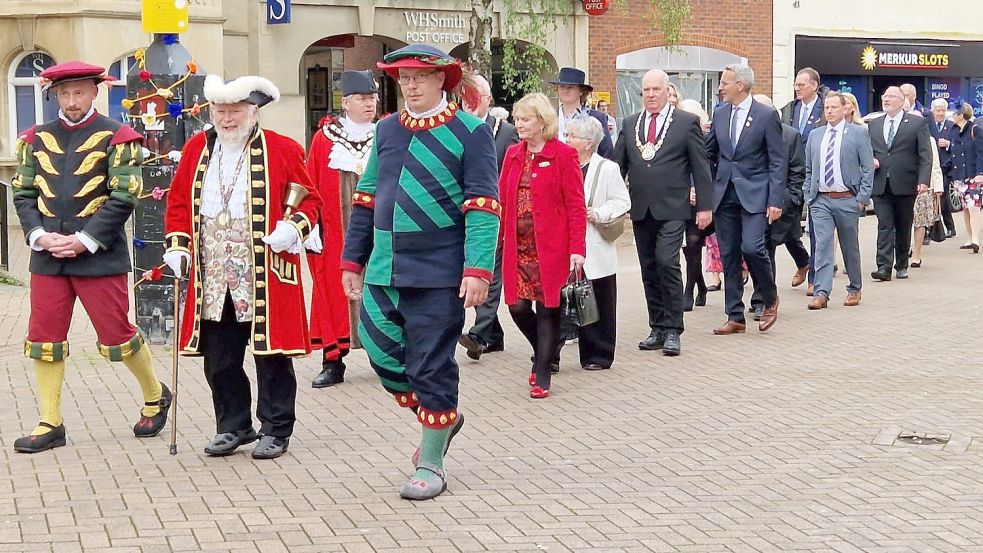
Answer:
[
  {"xmin": 887, "ymin": 119, "xmax": 896, "ymax": 147},
  {"xmin": 824, "ymin": 128, "xmax": 837, "ymax": 190},
  {"xmin": 799, "ymin": 105, "xmax": 809, "ymax": 133},
  {"xmin": 730, "ymin": 106, "xmax": 740, "ymax": 146}
]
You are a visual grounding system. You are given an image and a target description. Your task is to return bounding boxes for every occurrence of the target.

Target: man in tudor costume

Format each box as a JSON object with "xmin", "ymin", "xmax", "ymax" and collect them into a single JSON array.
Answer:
[
  {"xmin": 163, "ymin": 74, "xmax": 321, "ymax": 460},
  {"xmin": 341, "ymin": 44, "xmax": 500, "ymax": 500},
  {"xmin": 305, "ymin": 70, "xmax": 378, "ymax": 388},
  {"xmin": 10, "ymin": 61, "xmax": 171, "ymax": 453}
]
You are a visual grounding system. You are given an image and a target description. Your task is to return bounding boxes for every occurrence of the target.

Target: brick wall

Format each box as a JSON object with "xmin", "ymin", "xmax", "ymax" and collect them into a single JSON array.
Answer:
[{"xmin": 588, "ymin": 0, "xmax": 773, "ymax": 115}]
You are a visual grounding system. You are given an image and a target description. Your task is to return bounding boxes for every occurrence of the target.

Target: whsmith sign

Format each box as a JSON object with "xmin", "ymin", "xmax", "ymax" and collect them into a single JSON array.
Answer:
[
  {"xmin": 796, "ymin": 36, "xmax": 979, "ymax": 77},
  {"xmin": 402, "ymin": 11, "xmax": 467, "ymax": 45}
]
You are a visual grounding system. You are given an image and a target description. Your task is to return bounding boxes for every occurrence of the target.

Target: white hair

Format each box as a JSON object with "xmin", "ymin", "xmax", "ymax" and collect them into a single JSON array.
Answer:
[
  {"xmin": 678, "ymin": 98, "xmax": 709, "ymax": 127},
  {"xmin": 489, "ymin": 106, "xmax": 509, "ymax": 120},
  {"xmin": 474, "ymin": 74, "xmax": 492, "ymax": 97},
  {"xmin": 566, "ymin": 116, "xmax": 603, "ymax": 154},
  {"xmin": 725, "ymin": 64, "xmax": 755, "ymax": 92},
  {"xmin": 931, "ymin": 98, "xmax": 949, "ymax": 110}
]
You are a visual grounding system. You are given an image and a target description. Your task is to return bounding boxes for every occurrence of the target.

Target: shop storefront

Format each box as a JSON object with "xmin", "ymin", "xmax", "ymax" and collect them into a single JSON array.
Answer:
[{"xmin": 795, "ymin": 36, "xmax": 983, "ymax": 116}]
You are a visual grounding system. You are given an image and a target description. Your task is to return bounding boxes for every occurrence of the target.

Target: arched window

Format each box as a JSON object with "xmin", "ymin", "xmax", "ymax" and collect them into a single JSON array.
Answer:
[
  {"xmin": 7, "ymin": 51, "xmax": 57, "ymax": 147},
  {"xmin": 108, "ymin": 54, "xmax": 139, "ymax": 123}
]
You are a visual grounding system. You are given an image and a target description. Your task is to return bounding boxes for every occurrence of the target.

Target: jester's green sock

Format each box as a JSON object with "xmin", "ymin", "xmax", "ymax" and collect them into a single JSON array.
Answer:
[{"xmin": 414, "ymin": 425, "xmax": 451, "ymax": 479}]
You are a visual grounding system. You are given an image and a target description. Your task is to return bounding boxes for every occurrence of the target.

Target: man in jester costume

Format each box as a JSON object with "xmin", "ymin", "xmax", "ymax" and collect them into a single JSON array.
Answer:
[
  {"xmin": 340, "ymin": 45, "xmax": 500, "ymax": 500},
  {"xmin": 163, "ymin": 74, "xmax": 321, "ymax": 459},
  {"xmin": 306, "ymin": 70, "xmax": 378, "ymax": 388},
  {"xmin": 10, "ymin": 61, "xmax": 171, "ymax": 453}
]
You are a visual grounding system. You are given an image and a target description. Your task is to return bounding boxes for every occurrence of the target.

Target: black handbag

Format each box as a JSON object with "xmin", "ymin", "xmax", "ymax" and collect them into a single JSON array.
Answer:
[
  {"xmin": 949, "ymin": 186, "xmax": 964, "ymax": 213},
  {"xmin": 560, "ymin": 269, "xmax": 599, "ymax": 327},
  {"xmin": 929, "ymin": 219, "xmax": 947, "ymax": 243}
]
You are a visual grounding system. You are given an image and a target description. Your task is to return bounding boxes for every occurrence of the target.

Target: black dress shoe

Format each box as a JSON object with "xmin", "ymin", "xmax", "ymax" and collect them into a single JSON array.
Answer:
[
  {"xmin": 252, "ymin": 435, "xmax": 290, "ymax": 459},
  {"xmin": 707, "ymin": 284, "xmax": 721, "ymax": 292},
  {"xmin": 582, "ymin": 364, "xmax": 609, "ymax": 370},
  {"xmin": 896, "ymin": 269, "xmax": 908, "ymax": 279},
  {"xmin": 530, "ymin": 356, "xmax": 560, "ymax": 374},
  {"xmin": 683, "ymin": 295, "xmax": 695, "ymax": 312},
  {"xmin": 947, "ymin": 229, "xmax": 956, "ymax": 238},
  {"xmin": 312, "ymin": 361, "xmax": 346, "ymax": 388},
  {"xmin": 638, "ymin": 330, "xmax": 665, "ymax": 350},
  {"xmin": 484, "ymin": 342, "xmax": 505, "ymax": 353},
  {"xmin": 753, "ymin": 306, "xmax": 764, "ymax": 321},
  {"xmin": 662, "ymin": 332, "xmax": 681, "ymax": 356},
  {"xmin": 922, "ymin": 235, "xmax": 931, "ymax": 246},
  {"xmin": 458, "ymin": 334, "xmax": 485, "ymax": 360},
  {"xmin": 694, "ymin": 290, "xmax": 707, "ymax": 307},
  {"xmin": 133, "ymin": 382, "xmax": 172, "ymax": 437},
  {"xmin": 870, "ymin": 270, "xmax": 892, "ymax": 282},
  {"xmin": 14, "ymin": 423, "xmax": 67, "ymax": 453},
  {"xmin": 204, "ymin": 429, "xmax": 258, "ymax": 456}
]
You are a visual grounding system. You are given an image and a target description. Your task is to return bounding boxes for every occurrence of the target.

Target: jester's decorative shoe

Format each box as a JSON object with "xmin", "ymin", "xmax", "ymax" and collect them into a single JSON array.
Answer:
[
  {"xmin": 13, "ymin": 423, "xmax": 67, "ymax": 453},
  {"xmin": 133, "ymin": 383, "xmax": 172, "ymax": 438},
  {"xmin": 399, "ymin": 463, "xmax": 448, "ymax": 500}
]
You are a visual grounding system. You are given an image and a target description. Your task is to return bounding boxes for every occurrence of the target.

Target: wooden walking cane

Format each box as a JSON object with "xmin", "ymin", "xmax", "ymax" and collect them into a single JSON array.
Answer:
[{"xmin": 169, "ymin": 276, "xmax": 180, "ymax": 455}]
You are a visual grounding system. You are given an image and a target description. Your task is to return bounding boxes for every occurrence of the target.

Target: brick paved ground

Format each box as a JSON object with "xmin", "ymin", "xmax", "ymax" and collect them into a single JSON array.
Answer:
[{"xmin": 1, "ymin": 218, "xmax": 983, "ymax": 552}]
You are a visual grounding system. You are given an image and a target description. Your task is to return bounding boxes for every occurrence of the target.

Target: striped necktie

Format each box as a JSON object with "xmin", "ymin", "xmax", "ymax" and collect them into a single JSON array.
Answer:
[
  {"xmin": 887, "ymin": 119, "xmax": 896, "ymax": 146},
  {"xmin": 824, "ymin": 128, "xmax": 837, "ymax": 189}
]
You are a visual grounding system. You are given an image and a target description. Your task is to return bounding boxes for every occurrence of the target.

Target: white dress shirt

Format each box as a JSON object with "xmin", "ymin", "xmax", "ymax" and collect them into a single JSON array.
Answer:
[
  {"xmin": 819, "ymin": 120, "xmax": 848, "ymax": 193},
  {"xmin": 882, "ymin": 111, "xmax": 905, "ymax": 145},
  {"xmin": 731, "ymin": 95, "xmax": 753, "ymax": 145},
  {"xmin": 642, "ymin": 108, "xmax": 669, "ymax": 143}
]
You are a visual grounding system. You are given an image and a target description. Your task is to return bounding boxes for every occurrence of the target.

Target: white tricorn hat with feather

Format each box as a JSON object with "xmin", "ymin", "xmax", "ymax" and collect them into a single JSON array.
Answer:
[{"xmin": 203, "ymin": 74, "xmax": 280, "ymax": 107}]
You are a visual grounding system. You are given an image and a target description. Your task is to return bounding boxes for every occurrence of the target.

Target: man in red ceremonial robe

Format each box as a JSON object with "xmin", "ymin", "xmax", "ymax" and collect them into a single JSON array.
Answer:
[
  {"xmin": 163, "ymin": 74, "xmax": 321, "ymax": 459},
  {"xmin": 305, "ymin": 70, "xmax": 378, "ymax": 388}
]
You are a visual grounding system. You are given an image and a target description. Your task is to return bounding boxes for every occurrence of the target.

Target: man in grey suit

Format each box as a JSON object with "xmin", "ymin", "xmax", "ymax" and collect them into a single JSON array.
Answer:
[
  {"xmin": 867, "ymin": 86, "xmax": 933, "ymax": 280},
  {"xmin": 458, "ymin": 75, "xmax": 519, "ymax": 360},
  {"xmin": 803, "ymin": 91, "xmax": 874, "ymax": 309}
]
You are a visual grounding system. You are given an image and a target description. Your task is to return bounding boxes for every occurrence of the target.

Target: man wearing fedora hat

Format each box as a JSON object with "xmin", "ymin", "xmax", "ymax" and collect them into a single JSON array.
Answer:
[
  {"xmin": 306, "ymin": 70, "xmax": 379, "ymax": 388},
  {"xmin": 10, "ymin": 60, "xmax": 172, "ymax": 453},
  {"xmin": 163, "ymin": 74, "xmax": 322, "ymax": 460},
  {"xmin": 341, "ymin": 44, "xmax": 499, "ymax": 500},
  {"xmin": 552, "ymin": 67, "xmax": 615, "ymax": 159}
]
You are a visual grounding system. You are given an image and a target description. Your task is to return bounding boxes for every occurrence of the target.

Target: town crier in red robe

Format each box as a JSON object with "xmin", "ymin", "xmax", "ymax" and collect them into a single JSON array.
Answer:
[
  {"xmin": 163, "ymin": 74, "xmax": 321, "ymax": 460},
  {"xmin": 305, "ymin": 70, "xmax": 378, "ymax": 388}
]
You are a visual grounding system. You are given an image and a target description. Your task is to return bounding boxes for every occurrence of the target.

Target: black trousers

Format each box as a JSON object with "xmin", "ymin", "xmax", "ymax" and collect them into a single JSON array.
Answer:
[
  {"xmin": 577, "ymin": 274, "xmax": 617, "ymax": 368},
  {"xmin": 941, "ymin": 176, "xmax": 956, "ymax": 233},
  {"xmin": 683, "ymin": 219, "xmax": 708, "ymax": 299},
  {"xmin": 467, "ymin": 247, "xmax": 504, "ymax": 348},
  {"xmin": 200, "ymin": 293, "xmax": 297, "ymax": 438},
  {"xmin": 633, "ymin": 215, "xmax": 686, "ymax": 334},
  {"xmin": 872, "ymin": 188, "xmax": 916, "ymax": 271}
]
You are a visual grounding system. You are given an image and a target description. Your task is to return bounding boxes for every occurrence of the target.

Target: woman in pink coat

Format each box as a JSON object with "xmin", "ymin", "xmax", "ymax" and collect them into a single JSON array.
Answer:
[{"xmin": 499, "ymin": 93, "xmax": 587, "ymax": 398}]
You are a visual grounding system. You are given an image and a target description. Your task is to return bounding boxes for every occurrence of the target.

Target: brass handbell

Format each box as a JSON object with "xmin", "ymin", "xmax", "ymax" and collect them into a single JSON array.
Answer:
[{"xmin": 283, "ymin": 182, "xmax": 309, "ymax": 217}]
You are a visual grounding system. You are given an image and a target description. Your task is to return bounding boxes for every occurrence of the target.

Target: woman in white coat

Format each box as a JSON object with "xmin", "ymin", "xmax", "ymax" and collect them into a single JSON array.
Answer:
[{"xmin": 563, "ymin": 117, "xmax": 631, "ymax": 370}]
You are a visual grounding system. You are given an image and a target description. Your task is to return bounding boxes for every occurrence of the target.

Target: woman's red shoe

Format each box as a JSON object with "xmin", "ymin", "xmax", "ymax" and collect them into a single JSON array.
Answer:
[
  {"xmin": 528, "ymin": 372, "xmax": 536, "ymax": 386},
  {"xmin": 529, "ymin": 386, "xmax": 550, "ymax": 399}
]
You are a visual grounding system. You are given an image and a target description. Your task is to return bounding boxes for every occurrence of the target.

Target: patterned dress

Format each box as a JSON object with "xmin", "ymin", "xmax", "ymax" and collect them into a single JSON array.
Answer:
[{"xmin": 516, "ymin": 152, "xmax": 544, "ymax": 302}]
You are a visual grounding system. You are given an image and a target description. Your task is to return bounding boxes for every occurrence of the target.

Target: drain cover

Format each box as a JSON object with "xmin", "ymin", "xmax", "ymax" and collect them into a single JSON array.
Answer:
[{"xmin": 897, "ymin": 432, "xmax": 950, "ymax": 446}]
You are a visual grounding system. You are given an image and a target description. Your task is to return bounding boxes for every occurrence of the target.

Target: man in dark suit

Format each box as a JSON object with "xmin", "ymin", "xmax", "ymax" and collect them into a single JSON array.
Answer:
[
  {"xmin": 707, "ymin": 64, "xmax": 788, "ymax": 334},
  {"xmin": 749, "ymin": 95, "xmax": 807, "ymax": 320},
  {"xmin": 552, "ymin": 67, "xmax": 615, "ymax": 159},
  {"xmin": 928, "ymin": 98, "xmax": 956, "ymax": 237},
  {"xmin": 780, "ymin": 67, "xmax": 826, "ymax": 293},
  {"xmin": 457, "ymin": 75, "xmax": 519, "ymax": 360},
  {"xmin": 614, "ymin": 69, "xmax": 712, "ymax": 356},
  {"xmin": 867, "ymin": 86, "xmax": 933, "ymax": 280}
]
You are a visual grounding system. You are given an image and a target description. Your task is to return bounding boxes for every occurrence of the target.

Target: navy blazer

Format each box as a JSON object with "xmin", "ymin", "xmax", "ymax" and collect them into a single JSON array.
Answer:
[
  {"xmin": 949, "ymin": 121, "xmax": 975, "ymax": 181},
  {"xmin": 781, "ymin": 95, "xmax": 826, "ymax": 144},
  {"xmin": 706, "ymin": 99, "xmax": 789, "ymax": 214},
  {"xmin": 929, "ymin": 119, "xmax": 954, "ymax": 175}
]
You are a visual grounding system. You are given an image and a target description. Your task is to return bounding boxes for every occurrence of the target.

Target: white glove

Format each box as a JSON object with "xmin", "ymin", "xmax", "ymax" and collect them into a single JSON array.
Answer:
[
  {"xmin": 162, "ymin": 250, "xmax": 190, "ymax": 278},
  {"xmin": 166, "ymin": 150, "xmax": 182, "ymax": 163},
  {"xmin": 262, "ymin": 220, "xmax": 302, "ymax": 254},
  {"xmin": 304, "ymin": 224, "xmax": 323, "ymax": 253}
]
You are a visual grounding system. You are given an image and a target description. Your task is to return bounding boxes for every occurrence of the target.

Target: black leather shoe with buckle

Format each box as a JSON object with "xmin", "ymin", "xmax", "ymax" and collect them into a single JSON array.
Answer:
[
  {"xmin": 204, "ymin": 429, "xmax": 258, "ymax": 456},
  {"xmin": 133, "ymin": 382, "xmax": 172, "ymax": 438},
  {"xmin": 13, "ymin": 423, "xmax": 67, "ymax": 453}
]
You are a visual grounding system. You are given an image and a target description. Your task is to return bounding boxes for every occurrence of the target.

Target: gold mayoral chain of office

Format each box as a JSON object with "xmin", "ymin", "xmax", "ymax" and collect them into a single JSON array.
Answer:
[
  {"xmin": 322, "ymin": 119, "xmax": 374, "ymax": 176},
  {"xmin": 634, "ymin": 104, "xmax": 674, "ymax": 161},
  {"xmin": 214, "ymin": 141, "xmax": 250, "ymax": 228}
]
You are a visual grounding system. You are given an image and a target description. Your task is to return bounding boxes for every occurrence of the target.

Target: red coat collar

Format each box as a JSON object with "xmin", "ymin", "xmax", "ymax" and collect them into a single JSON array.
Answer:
[{"xmin": 506, "ymin": 137, "xmax": 563, "ymax": 161}]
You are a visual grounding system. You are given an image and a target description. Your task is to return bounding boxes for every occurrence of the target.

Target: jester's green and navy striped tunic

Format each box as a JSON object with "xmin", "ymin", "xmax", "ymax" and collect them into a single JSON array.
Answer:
[{"xmin": 340, "ymin": 104, "xmax": 501, "ymax": 287}]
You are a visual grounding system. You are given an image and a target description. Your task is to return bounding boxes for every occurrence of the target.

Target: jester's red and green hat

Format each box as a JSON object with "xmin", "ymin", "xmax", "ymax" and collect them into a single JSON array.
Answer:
[{"xmin": 376, "ymin": 44, "xmax": 479, "ymax": 108}]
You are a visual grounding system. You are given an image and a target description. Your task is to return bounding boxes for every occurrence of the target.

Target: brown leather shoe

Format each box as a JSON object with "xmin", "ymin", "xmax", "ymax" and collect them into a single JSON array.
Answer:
[
  {"xmin": 806, "ymin": 283, "xmax": 814, "ymax": 296},
  {"xmin": 808, "ymin": 295, "xmax": 828, "ymax": 310},
  {"xmin": 843, "ymin": 292, "xmax": 862, "ymax": 306},
  {"xmin": 791, "ymin": 266, "xmax": 808, "ymax": 287},
  {"xmin": 759, "ymin": 298, "xmax": 779, "ymax": 331},
  {"xmin": 713, "ymin": 320, "xmax": 747, "ymax": 335}
]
